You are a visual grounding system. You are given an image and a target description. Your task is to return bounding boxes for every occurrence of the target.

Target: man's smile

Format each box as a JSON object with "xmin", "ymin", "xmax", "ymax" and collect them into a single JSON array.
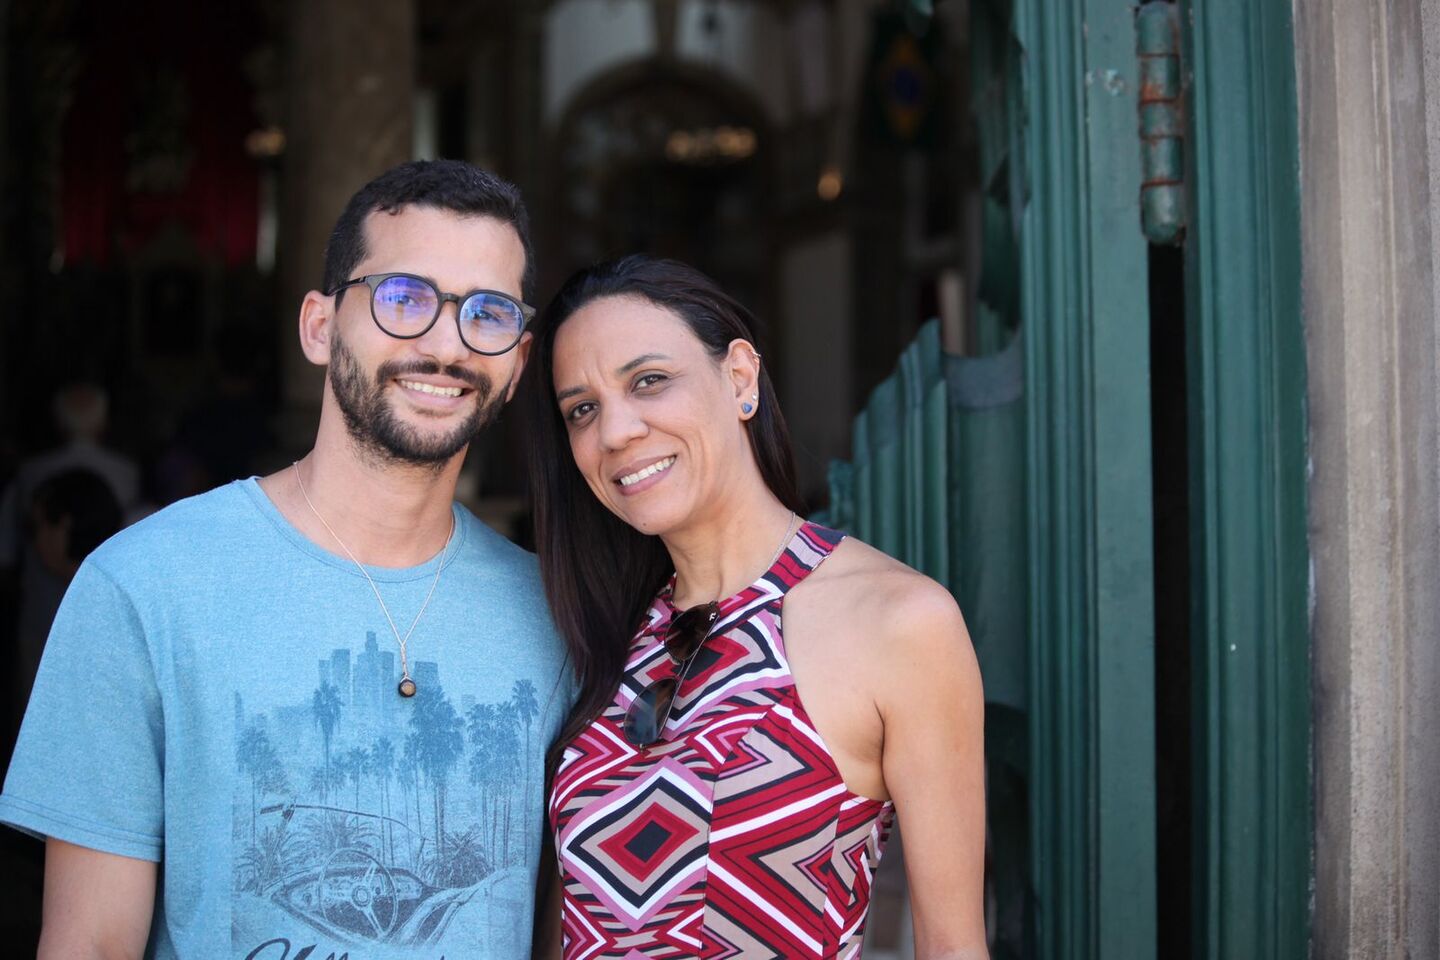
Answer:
[{"xmin": 397, "ymin": 379, "xmax": 467, "ymax": 398}]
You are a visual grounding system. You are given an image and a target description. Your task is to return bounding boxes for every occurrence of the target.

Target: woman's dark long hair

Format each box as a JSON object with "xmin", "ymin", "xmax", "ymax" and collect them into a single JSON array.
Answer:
[{"xmin": 521, "ymin": 255, "xmax": 806, "ymax": 780}]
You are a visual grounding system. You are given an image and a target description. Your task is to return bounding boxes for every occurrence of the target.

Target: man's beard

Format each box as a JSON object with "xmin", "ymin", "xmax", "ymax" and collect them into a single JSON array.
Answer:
[{"xmin": 328, "ymin": 331, "xmax": 508, "ymax": 468}]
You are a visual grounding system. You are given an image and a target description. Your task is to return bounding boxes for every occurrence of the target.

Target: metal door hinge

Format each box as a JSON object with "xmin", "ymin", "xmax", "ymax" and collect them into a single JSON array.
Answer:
[{"xmin": 1137, "ymin": 2, "xmax": 1186, "ymax": 245}]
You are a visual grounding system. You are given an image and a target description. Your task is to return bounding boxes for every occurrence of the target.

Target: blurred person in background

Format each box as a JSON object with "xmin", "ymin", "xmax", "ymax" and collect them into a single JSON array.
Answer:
[
  {"xmin": 0, "ymin": 384, "xmax": 141, "ymax": 746},
  {"xmin": 17, "ymin": 469, "xmax": 123, "ymax": 709},
  {"xmin": 0, "ymin": 383, "xmax": 140, "ymax": 546}
]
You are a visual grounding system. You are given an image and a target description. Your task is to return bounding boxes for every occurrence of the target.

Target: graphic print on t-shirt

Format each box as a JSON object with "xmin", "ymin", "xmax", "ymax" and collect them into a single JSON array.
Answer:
[{"xmin": 231, "ymin": 630, "xmax": 542, "ymax": 957}]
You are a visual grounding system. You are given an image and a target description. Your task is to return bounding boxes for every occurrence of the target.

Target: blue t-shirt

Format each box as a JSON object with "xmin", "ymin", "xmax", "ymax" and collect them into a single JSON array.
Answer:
[{"xmin": 0, "ymin": 479, "xmax": 576, "ymax": 959}]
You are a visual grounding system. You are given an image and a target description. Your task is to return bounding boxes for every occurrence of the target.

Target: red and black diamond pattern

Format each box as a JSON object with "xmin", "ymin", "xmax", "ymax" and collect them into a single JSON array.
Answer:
[{"xmin": 551, "ymin": 522, "xmax": 895, "ymax": 959}]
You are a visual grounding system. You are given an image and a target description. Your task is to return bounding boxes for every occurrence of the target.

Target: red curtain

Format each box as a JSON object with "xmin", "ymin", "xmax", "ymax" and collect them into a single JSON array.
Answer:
[{"xmin": 61, "ymin": 4, "xmax": 262, "ymax": 267}]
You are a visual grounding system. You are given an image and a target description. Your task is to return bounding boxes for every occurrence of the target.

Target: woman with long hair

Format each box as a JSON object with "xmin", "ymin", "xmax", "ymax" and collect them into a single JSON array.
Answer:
[{"xmin": 523, "ymin": 255, "xmax": 987, "ymax": 959}]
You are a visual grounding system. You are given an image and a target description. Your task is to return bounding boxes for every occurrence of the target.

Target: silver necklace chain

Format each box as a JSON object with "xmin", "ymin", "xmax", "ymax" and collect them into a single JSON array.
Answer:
[
  {"xmin": 674, "ymin": 510, "xmax": 799, "ymax": 609},
  {"xmin": 292, "ymin": 461, "xmax": 454, "ymax": 698},
  {"xmin": 765, "ymin": 511, "xmax": 800, "ymax": 576}
]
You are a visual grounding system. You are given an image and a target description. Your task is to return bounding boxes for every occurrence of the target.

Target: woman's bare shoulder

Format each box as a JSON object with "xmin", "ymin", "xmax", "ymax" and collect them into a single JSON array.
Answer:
[
  {"xmin": 792, "ymin": 533, "xmax": 980, "ymax": 727},
  {"xmin": 803, "ymin": 535, "xmax": 971, "ymax": 651}
]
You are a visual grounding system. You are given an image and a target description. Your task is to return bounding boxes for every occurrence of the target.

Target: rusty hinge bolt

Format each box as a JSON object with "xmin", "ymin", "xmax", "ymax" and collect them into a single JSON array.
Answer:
[{"xmin": 1137, "ymin": 2, "xmax": 1185, "ymax": 245}]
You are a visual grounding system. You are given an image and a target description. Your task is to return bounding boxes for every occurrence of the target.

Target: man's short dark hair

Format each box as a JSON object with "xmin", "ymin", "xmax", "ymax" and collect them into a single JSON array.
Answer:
[{"xmin": 323, "ymin": 159, "xmax": 533, "ymax": 299}]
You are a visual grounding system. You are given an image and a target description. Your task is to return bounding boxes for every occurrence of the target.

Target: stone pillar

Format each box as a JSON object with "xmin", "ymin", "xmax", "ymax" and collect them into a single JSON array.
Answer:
[
  {"xmin": 0, "ymin": 0, "xmax": 11, "ymax": 435},
  {"xmin": 1296, "ymin": 0, "xmax": 1440, "ymax": 955},
  {"xmin": 277, "ymin": 0, "xmax": 415, "ymax": 448}
]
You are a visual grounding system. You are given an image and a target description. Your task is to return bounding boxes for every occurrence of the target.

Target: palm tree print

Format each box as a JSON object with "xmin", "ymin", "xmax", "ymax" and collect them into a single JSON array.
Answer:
[
  {"xmin": 308, "ymin": 763, "xmax": 346, "ymax": 802},
  {"xmin": 297, "ymin": 809, "xmax": 377, "ymax": 863},
  {"xmin": 370, "ymin": 737, "xmax": 397, "ymax": 862},
  {"xmin": 310, "ymin": 681, "xmax": 342, "ymax": 803},
  {"xmin": 400, "ymin": 736, "xmax": 423, "ymax": 859},
  {"xmin": 343, "ymin": 745, "xmax": 369, "ymax": 810},
  {"xmin": 409, "ymin": 685, "xmax": 464, "ymax": 865},
  {"xmin": 235, "ymin": 659, "xmax": 549, "ymax": 935},
  {"xmin": 236, "ymin": 722, "xmax": 288, "ymax": 843},
  {"xmin": 511, "ymin": 678, "xmax": 539, "ymax": 785},
  {"xmin": 467, "ymin": 699, "xmax": 523, "ymax": 863},
  {"xmin": 236, "ymin": 821, "xmax": 298, "ymax": 893},
  {"xmin": 422, "ymin": 824, "xmax": 492, "ymax": 888}
]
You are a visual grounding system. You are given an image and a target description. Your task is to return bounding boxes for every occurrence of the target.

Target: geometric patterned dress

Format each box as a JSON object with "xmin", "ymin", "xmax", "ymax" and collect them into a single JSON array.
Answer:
[{"xmin": 551, "ymin": 522, "xmax": 895, "ymax": 959}]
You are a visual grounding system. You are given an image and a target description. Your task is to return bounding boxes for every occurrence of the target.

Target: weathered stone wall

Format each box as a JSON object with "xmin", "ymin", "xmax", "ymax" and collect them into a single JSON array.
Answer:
[{"xmin": 1296, "ymin": 0, "xmax": 1440, "ymax": 955}]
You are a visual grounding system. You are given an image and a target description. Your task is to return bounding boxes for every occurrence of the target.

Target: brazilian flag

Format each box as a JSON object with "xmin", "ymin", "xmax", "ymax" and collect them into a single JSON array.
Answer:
[{"xmin": 862, "ymin": 3, "xmax": 944, "ymax": 149}]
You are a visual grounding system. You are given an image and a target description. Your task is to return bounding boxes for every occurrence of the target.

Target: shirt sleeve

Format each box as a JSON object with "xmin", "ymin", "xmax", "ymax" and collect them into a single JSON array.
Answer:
[{"xmin": 0, "ymin": 558, "xmax": 165, "ymax": 861}]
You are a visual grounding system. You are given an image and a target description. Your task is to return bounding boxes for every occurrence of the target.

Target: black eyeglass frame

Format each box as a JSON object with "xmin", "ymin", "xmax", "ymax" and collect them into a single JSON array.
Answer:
[
  {"xmin": 622, "ymin": 601, "xmax": 721, "ymax": 747},
  {"xmin": 329, "ymin": 272, "xmax": 537, "ymax": 356}
]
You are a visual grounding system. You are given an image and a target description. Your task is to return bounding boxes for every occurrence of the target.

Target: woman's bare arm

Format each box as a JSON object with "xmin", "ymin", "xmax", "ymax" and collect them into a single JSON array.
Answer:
[{"xmin": 876, "ymin": 579, "xmax": 989, "ymax": 960}]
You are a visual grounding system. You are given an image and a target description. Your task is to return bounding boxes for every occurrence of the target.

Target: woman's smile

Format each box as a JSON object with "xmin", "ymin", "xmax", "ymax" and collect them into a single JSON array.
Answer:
[{"xmin": 615, "ymin": 454, "xmax": 678, "ymax": 492}]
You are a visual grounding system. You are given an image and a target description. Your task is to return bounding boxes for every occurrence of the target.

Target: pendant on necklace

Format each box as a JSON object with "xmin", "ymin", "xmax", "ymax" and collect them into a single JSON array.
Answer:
[{"xmin": 398, "ymin": 677, "xmax": 417, "ymax": 698}]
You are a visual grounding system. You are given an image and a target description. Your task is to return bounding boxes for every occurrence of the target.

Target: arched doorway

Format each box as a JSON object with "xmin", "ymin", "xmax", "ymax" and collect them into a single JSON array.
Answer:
[{"xmin": 543, "ymin": 62, "xmax": 774, "ymax": 333}]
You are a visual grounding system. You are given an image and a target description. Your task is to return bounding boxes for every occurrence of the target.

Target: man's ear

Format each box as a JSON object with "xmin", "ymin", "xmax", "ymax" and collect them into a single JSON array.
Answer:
[
  {"xmin": 298, "ymin": 290, "xmax": 335, "ymax": 366},
  {"xmin": 503, "ymin": 331, "xmax": 534, "ymax": 403}
]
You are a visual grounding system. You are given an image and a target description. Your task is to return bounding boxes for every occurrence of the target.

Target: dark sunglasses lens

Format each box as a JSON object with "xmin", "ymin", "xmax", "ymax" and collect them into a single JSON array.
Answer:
[
  {"xmin": 623, "ymin": 678, "xmax": 677, "ymax": 746},
  {"xmin": 459, "ymin": 292, "xmax": 525, "ymax": 353},
  {"xmin": 664, "ymin": 602, "xmax": 719, "ymax": 663},
  {"xmin": 373, "ymin": 276, "xmax": 437, "ymax": 333}
]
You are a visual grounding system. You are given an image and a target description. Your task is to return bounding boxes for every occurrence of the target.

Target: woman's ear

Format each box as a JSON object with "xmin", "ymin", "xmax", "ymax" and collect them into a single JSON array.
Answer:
[
  {"xmin": 724, "ymin": 338, "xmax": 763, "ymax": 420},
  {"xmin": 298, "ymin": 290, "xmax": 335, "ymax": 366}
]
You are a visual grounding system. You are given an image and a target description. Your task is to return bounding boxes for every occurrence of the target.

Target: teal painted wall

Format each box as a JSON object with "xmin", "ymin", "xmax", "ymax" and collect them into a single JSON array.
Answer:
[{"xmin": 1180, "ymin": 0, "xmax": 1312, "ymax": 957}]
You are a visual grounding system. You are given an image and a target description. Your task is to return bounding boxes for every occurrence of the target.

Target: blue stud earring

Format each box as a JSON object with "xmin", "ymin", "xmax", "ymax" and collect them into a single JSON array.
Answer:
[{"xmin": 741, "ymin": 402, "xmax": 754, "ymax": 415}]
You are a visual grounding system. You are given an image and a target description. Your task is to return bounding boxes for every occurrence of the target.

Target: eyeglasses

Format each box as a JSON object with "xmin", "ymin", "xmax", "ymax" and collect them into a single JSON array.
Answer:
[
  {"xmin": 622, "ymin": 601, "xmax": 720, "ymax": 747},
  {"xmin": 329, "ymin": 272, "xmax": 536, "ymax": 356}
]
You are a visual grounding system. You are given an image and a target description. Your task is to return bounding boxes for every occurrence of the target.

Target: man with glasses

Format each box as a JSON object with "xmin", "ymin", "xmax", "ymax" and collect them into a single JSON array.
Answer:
[{"xmin": 0, "ymin": 160, "xmax": 575, "ymax": 959}]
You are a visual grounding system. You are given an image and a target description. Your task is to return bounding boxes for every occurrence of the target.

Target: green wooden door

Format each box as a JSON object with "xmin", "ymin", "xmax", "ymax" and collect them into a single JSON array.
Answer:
[
  {"xmin": 1015, "ymin": 0, "xmax": 1158, "ymax": 957},
  {"xmin": 830, "ymin": 1, "xmax": 1161, "ymax": 956},
  {"xmin": 830, "ymin": 0, "xmax": 1309, "ymax": 956},
  {"xmin": 1017, "ymin": 0, "xmax": 1310, "ymax": 953},
  {"xmin": 1179, "ymin": 1, "xmax": 1310, "ymax": 957}
]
